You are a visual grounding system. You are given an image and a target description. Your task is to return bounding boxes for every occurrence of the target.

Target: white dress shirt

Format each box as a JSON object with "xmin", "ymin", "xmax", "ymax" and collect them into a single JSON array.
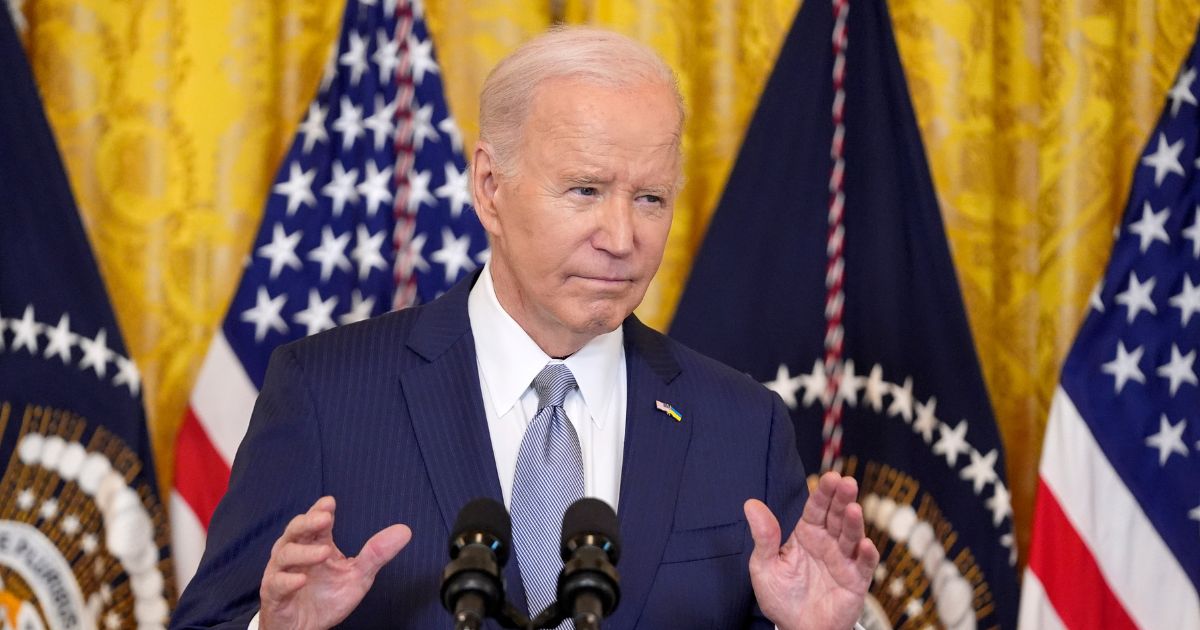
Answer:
[{"xmin": 467, "ymin": 263, "xmax": 627, "ymax": 511}]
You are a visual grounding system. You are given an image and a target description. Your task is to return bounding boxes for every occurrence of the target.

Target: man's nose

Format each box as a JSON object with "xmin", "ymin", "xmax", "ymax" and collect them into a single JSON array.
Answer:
[{"xmin": 593, "ymin": 197, "xmax": 635, "ymax": 257}]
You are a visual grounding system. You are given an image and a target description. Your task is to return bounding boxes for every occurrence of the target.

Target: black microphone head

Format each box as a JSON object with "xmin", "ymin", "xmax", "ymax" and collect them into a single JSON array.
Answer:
[
  {"xmin": 560, "ymin": 497, "xmax": 620, "ymax": 564},
  {"xmin": 451, "ymin": 497, "xmax": 512, "ymax": 565}
]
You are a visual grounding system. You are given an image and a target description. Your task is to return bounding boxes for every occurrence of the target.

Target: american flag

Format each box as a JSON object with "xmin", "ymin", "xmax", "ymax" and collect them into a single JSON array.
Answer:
[
  {"xmin": 170, "ymin": 0, "xmax": 487, "ymax": 590},
  {"xmin": 1019, "ymin": 25, "xmax": 1200, "ymax": 630}
]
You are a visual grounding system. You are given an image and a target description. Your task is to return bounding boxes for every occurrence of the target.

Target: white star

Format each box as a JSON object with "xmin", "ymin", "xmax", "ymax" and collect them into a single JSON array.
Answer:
[
  {"xmin": 798, "ymin": 359, "xmax": 829, "ymax": 408},
  {"xmin": 357, "ymin": 160, "xmax": 394, "ymax": 217},
  {"xmin": 273, "ymin": 162, "xmax": 316, "ymax": 216},
  {"xmin": 1156, "ymin": 344, "xmax": 1197, "ymax": 396},
  {"xmin": 351, "ymin": 225, "xmax": 388, "ymax": 281},
  {"xmin": 307, "ymin": 227, "xmax": 352, "ymax": 282},
  {"xmin": 887, "ymin": 578, "xmax": 905, "ymax": 598},
  {"xmin": 297, "ymin": 103, "xmax": 328, "ymax": 154},
  {"xmin": 764, "ymin": 363, "xmax": 803, "ymax": 410},
  {"xmin": 0, "ymin": 309, "xmax": 6, "ymax": 351},
  {"xmin": 81, "ymin": 533, "xmax": 98, "ymax": 554},
  {"xmin": 438, "ymin": 115, "xmax": 464, "ymax": 153},
  {"xmin": 932, "ymin": 419, "xmax": 970, "ymax": 467},
  {"xmin": 1089, "ymin": 280, "xmax": 1105, "ymax": 313},
  {"xmin": 1145, "ymin": 414, "xmax": 1189, "ymax": 466},
  {"xmin": 407, "ymin": 34, "xmax": 440, "ymax": 85},
  {"xmin": 1001, "ymin": 531, "xmax": 1017, "ymax": 566},
  {"xmin": 475, "ymin": 248, "xmax": 491, "ymax": 265},
  {"xmin": 43, "ymin": 313, "xmax": 76, "ymax": 363},
  {"xmin": 1190, "ymin": 503, "xmax": 1200, "ymax": 534},
  {"xmin": 1171, "ymin": 274, "xmax": 1200, "ymax": 326},
  {"xmin": 333, "ymin": 96, "xmax": 365, "ymax": 151},
  {"xmin": 904, "ymin": 598, "xmax": 924, "ymax": 619},
  {"xmin": 61, "ymin": 514, "xmax": 81, "ymax": 536},
  {"xmin": 40, "ymin": 498, "xmax": 58, "ymax": 520},
  {"xmin": 1184, "ymin": 208, "xmax": 1200, "ymax": 259},
  {"xmin": 364, "ymin": 95, "xmax": 397, "ymax": 152},
  {"xmin": 320, "ymin": 41, "xmax": 337, "ymax": 92},
  {"xmin": 435, "ymin": 163, "xmax": 472, "ymax": 218},
  {"xmin": 430, "ymin": 228, "xmax": 477, "ymax": 284},
  {"xmin": 406, "ymin": 168, "xmax": 436, "ymax": 213},
  {"xmin": 240, "ymin": 287, "xmax": 289, "ymax": 342},
  {"xmin": 835, "ymin": 360, "xmax": 865, "ymax": 408},
  {"xmin": 78, "ymin": 328, "xmax": 113, "ymax": 378},
  {"xmin": 1141, "ymin": 133, "xmax": 1185, "ymax": 186},
  {"xmin": 321, "ymin": 161, "xmax": 359, "ymax": 217},
  {"xmin": 104, "ymin": 611, "xmax": 121, "ymax": 630},
  {"xmin": 383, "ymin": 0, "xmax": 397, "ymax": 18},
  {"xmin": 256, "ymin": 223, "xmax": 304, "ymax": 279},
  {"xmin": 913, "ymin": 396, "xmax": 938, "ymax": 444},
  {"xmin": 16, "ymin": 488, "xmax": 34, "ymax": 510},
  {"xmin": 888, "ymin": 377, "xmax": 914, "ymax": 422},
  {"xmin": 1168, "ymin": 67, "xmax": 1198, "ymax": 116},
  {"xmin": 338, "ymin": 30, "xmax": 369, "ymax": 86},
  {"xmin": 112, "ymin": 355, "xmax": 141, "ymax": 396},
  {"xmin": 1115, "ymin": 271, "xmax": 1156, "ymax": 324},
  {"xmin": 10, "ymin": 304, "xmax": 41, "ymax": 354},
  {"xmin": 1102, "ymin": 340, "xmax": 1145, "ymax": 394},
  {"xmin": 959, "ymin": 448, "xmax": 999, "ymax": 494},
  {"xmin": 411, "ymin": 102, "xmax": 438, "ymax": 151},
  {"xmin": 863, "ymin": 364, "xmax": 886, "ymax": 412},
  {"xmin": 293, "ymin": 289, "xmax": 338, "ymax": 336},
  {"xmin": 373, "ymin": 29, "xmax": 400, "ymax": 84},
  {"xmin": 1128, "ymin": 201, "xmax": 1170, "ymax": 252},
  {"xmin": 399, "ymin": 231, "xmax": 430, "ymax": 277},
  {"xmin": 339, "ymin": 290, "xmax": 377, "ymax": 326},
  {"xmin": 986, "ymin": 481, "xmax": 1012, "ymax": 526}
]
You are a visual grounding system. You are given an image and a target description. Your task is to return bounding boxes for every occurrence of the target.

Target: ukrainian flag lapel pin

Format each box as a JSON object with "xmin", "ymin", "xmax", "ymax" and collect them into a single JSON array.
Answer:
[{"xmin": 655, "ymin": 400, "xmax": 683, "ymax": 422}]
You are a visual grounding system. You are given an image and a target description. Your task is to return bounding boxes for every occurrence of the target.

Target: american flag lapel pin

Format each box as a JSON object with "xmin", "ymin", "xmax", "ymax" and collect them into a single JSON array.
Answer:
[{"xmin": 655, "ymin": 400, "xmax": 682, "ymax": 422}]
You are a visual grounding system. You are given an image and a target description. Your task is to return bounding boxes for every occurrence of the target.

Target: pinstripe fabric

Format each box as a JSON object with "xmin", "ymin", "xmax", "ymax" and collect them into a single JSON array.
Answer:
[{"xmin": 511, "ymin": 363, "xmax": 584, "ymax": 624}]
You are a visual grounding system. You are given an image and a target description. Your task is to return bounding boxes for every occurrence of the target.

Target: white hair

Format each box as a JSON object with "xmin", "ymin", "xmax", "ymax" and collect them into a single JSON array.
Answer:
[{"xmin": 478, "ymin": 25, "xmax": 684, "ymax": 177}]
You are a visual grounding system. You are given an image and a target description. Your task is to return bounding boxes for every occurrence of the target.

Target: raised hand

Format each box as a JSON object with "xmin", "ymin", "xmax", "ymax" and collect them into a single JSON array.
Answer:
[
  {"xmin": 259, "ymin": 496, "xmax": 412, "ymax": 630},
  {"xmin": 744, "ymin": 471, "xmax": 879, "ymax": 630}
]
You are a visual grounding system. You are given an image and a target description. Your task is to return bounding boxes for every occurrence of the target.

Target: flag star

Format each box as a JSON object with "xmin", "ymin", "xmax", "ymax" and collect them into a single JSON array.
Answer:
[
  {"xmin": 256, "ymin": 223, "xmax": 304, "ymax": 279},
  {"xmin": 62, "ymin": 514, "xmax": 81, "ymax": 536},
  {"xmin": 1168, "ymin": 67, "xmax": 1197, "ymax": 116},
  {"xmin": 887, "ymin": 376, "xmax": 914, "ymax": 422},
  {"xmin": 373, "ymin": 29, "xmax": 401, "ymax": 84},
  {"xmin": 798, "ymin": 359, "xmax": 829, "ymax": 408},
  {"xmin": 1001, "ymin": 532, "xmax": 1017, "ymax": 566},
  {"xmin": 273, "ymin": 162, "xmax": 316, "ymax": 216},
  {"xmin": 904, "ymin": 598, "xmax": 924, "ymax": 619},
  {"xmin": 364, "ymin": 95, "xmax": 397, "ymax": 152},
  {"xmin": 430, "ymin": 227, "xmax": 477, "ymax": 284},
  {"xmin": 320, "ymin": 42, "xmax": 337, "ymax": 92},
  {"xmin": 1115, "ymin": 271, "xmax": 1157, "ymax": 324},
  {"xmin": 297, "ymin": 103, "xmax": 328, "ymax": 154},
  {"xmin": 835, "ymin": 360, "xmax": 865, "ymax": 407},
  {"xmin": 357, "ymin": 160, "xmax": 394, "ymax": 217},
  {"xmin": 411, "ymin": 102, "xmax": 439, "ymax": 151},
  {"xmin": 1140, "ymin": 133, "xmax": 1185, "ymax": 186},
  {"xmin": 43, "ymin": 313, "xmax": 76, "ymax": 363},
  {"xmin": 959, "ymin": 448, "xmax": 999, "ymax": 494},
  {"xmin": 434, "ymin": 163, "xmax": 471, "ymax": 218},
  {"xmin": 78, "ymin": 328, "xmax": 113, "ymax": 378},
  {"xmin": 351, "ymin": 225, "xmax": 388, "ymax": 280},
  {"xmin": 293, "ymin": 289, "xmax": 339, "ymax": 336},
  {"xmin": 1156, "ymin": 344, "xmax": 1197, "ymax": 396},
  {"xmin": 475, "ymin": 248, "xmax": 491, "ymax": 265},
  {"xmin": 338, "ymin": 30, "xmax": 369, "ymax": 86},
  {"xmin": 112, "ymin": 355, "xmax": 141, "ymax": 396},
  {"xmin": 1145, "ymin": 414, "xmax": 1189, "ymax": 466},
  {"xmin": 986, "ymin": 481, "xmax": 1012, "ymax": 526},
  {"xmin": 406, "ymin": 168, "xmax": 436, "ymax": 213},
  {"xmin": 16, "ymin": 488, "xmax": 34, "ymax": 510},
  {"xmin": 1173, "ymin": 275, "xmax": 1200, "ymax": 326},
  {"xmin": 307, "ymin": 227, "xmax": 353, "ymax": 282},
  {"xmin": 339, "ymin": 289, "xmax": 377, "ymax": 326},
  {"xmin": 104, "ymin": 611, "xmax": 121, "ymax": 630},
  {"xmin": 81, "ymin": 533, "xmax": 98, "ymax": 554},
  {"xmin": 40, "ymin": 498, "xmax": 58, "ymax": 520},
  {"xmin": 10, "ymin": 304, "xmax": 41, "ymax": 354},
  {"xmin": 383, "ymin": 0, "xmax": 397, "ymax": 18},
  {"xmin": 887, "ymin": 578, "xmax": 905, "ymax": 598},
  {"xmin": 1089, "ymin": 280, "xmax": 1105, "ymax": 313},
  {"xmin": 333, "ymin": 96, "xmax": 365, "ymax": 151},
  {"xmin": 932, "ymin": 419, "xmax": 970, "ymax": 467},
  {"xmin": 764, "ymin": 363, "xmax": 803, "ymax": 409},
  {"xmin": 863, "ymin": 364, "xmax": 887, "ymax": 412},
  {"xmin": 913, "ymin": 396, "xmax": 938, "ymax": 443},
  {"xmin": 438, "ymin": 115, "xmax": 464, "ymax": 153},
  {"xmin": 1128, "ymin": 201, "xmax": 1171, "ymax": 252},
  {"xmin": 1102, "ymin": 340, "xmax": 1145, "ymax": 394},
  {"xmin": 1190, "ymin": 502, "xmax": 1200, "ymax": 534},
  {"xmin": 407, "ymin": 34, "xmax": 440, "ymax": 85},
  {"xmin": 0, "ymin": 310, "xmax": 7, "ymax": 351},
  {"xmin": 1184, "ymin": 207, "xmax": 1200, "ymax": 258},
  {"xmin": 320, "ymin": 162, "xmax": 359, "ymax": 217},
  {"xmin": 240, "ymin": 287, "xmax": 289, "ymax": 342}
]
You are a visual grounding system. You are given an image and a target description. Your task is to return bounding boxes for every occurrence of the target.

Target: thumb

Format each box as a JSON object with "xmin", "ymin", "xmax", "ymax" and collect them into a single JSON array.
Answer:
[
  {"xmin": 353, "ymin": 524, "xmax": 413, "ymax": 577},
  {"xmin": 744, "ymin": 499, "xmax": 781, "ymax": 566}
]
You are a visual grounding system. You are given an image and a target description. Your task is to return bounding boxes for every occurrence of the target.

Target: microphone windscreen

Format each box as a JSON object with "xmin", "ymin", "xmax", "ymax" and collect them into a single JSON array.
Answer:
[
  {"xmin": 452, "ymin": 497, "xmax": 512, "ymax": 564},
  {"xmin": 561, "ymin": 497, "xmax": 621, "ymax": 563}
]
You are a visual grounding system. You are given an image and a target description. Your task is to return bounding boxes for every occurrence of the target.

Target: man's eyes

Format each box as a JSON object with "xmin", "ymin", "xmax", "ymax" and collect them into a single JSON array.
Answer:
[{"xmin": 570, "ymin": 186, "xmax": 599, "ymax": 197}]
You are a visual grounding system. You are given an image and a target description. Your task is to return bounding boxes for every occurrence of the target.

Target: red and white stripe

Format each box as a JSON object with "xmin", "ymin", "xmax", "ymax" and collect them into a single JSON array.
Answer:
[{"xmin": 1019, "ymin": 387, "xmax": 1200, "ymax": 629}]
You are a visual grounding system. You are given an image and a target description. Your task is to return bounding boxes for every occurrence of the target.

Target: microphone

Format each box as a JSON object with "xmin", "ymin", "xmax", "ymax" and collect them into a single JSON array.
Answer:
[
  {"xmin": 441, "ymin": 498, "xmax": 512, "ymax": 630},
  {"xmin": 557, "ymin": 498, "xmax": 621, "ymax": 629}
]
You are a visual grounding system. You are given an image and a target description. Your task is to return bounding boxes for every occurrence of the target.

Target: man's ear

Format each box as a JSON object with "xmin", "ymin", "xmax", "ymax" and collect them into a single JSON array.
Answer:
[{"xmin": 471, "ymin": 142, "xmax": 503, "ymax": 237}]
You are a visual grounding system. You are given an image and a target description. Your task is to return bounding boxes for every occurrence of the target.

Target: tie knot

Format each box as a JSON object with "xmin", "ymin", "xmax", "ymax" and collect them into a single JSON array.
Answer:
[{"xmin": 532, "ymin": 363, "xmax": 576, "ymax": 411}]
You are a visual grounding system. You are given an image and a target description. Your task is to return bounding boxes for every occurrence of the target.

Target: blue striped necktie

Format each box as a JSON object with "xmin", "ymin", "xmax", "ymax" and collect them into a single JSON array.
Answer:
[{"xmin": 511, "ymin": 362, "xmax": 584, "ymax": 626}]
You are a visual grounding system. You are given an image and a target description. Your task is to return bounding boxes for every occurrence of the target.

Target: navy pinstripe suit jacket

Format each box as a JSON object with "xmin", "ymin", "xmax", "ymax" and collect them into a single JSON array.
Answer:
[{"xmin": 172, "ymin": 273, "xmax": 809, "ymax": 629}]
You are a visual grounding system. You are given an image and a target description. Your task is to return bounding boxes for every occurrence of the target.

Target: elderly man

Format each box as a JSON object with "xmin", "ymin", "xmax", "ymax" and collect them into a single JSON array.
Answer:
[{"xmin": 172, "ymin": 27, "xmax": 878, "ymax": 630}]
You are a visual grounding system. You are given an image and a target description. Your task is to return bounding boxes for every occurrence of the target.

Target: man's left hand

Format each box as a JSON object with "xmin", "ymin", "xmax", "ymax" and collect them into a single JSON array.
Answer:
[{"xmin": 744, "ymin": 471, "xmax": 879, "ymax": 630}]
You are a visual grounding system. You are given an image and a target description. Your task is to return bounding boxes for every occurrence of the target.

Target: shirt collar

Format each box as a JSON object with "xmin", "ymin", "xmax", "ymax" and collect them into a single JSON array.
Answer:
[{"xmin": 468, "ymin": 263, "xmax": 624, "ymax": 428}]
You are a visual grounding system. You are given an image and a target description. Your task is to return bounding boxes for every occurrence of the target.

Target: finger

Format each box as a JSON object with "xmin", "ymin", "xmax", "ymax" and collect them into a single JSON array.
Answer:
[
  {"xmin": 262, "ymin": 571, "xmax": 307, "ymax": 601},
  {"xmin": 854, "ymin": 538, "xmax": 881, "ymax": 584},
  {"xmin": 273, "ymin": 541, "xmax": 333, "ymax": 570},
  {"xmin": 824, "ymin": 476, "xmax": 858, "ymax": 539},
  {"xmin": 279, "ymin": 497, "xmax": 336, "ymax": 545},
  {"xmin": 353, "ymin": 524, "xmax": 413, "ymax": 577},
  {"xmin": 837, "ymin": 501, "xmax": 866, "ymax": 558},
  {"xmin": 743, "ymin": 499, "xmax": 782, "ymax": 566},
  {"xmin": 799, "ymin": 471, "xmax": 841, "ymax": 528}
]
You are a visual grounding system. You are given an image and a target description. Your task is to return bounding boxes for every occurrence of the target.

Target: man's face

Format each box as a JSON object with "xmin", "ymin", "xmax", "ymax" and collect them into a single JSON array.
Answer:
[{"xmin": 474, "ymin": 77, "xmax": 681, "ymax": 353}]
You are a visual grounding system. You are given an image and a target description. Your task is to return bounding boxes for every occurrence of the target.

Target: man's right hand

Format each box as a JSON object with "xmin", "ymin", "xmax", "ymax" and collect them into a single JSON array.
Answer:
[{"xmin": 259, "ymin": 496, "xmax": 412, "ymax": 630}]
